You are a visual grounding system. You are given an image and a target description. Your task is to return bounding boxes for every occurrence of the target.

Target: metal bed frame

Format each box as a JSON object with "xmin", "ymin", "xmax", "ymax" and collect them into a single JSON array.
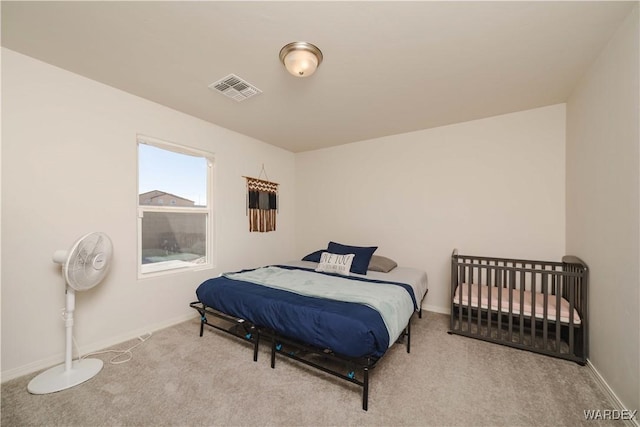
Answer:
[
  {"xmin": 448, "ymin": 249, "xmax": 588, "ymax": 364},
  {"xmin": 190, "ymin": 301, "xmax": 262, "ymax": 361},
  {"xmin": 189, "ymin": 301, "xmax": 415, "ymax": 411}
]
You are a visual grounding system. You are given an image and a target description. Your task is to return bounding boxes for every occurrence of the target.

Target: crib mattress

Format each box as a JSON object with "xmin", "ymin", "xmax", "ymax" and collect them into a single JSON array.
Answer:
[{"xmin": 454, "ymin": 283, "xmax": 581, "ymax": 325}]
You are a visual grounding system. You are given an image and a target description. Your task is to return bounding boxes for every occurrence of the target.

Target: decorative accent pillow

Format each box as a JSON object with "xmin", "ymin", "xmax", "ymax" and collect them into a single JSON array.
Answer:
[
  {"xmin": 326, "ymin": 241, "xmax": 378, "ymax": 275},
  {"xmin": 368, "ymin": 255, "xmax": 398, "ymax": 273},
  {"xmin": 315, "ymin": 252, "xmax": 355, "ymax": 276},
  {"xmin": 301, "ymin": 249, "xmax": 324, "ymax": 263}
]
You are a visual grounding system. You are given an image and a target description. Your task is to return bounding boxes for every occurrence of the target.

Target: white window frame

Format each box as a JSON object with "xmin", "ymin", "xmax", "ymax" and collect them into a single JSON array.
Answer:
[{"xmin": 137, "ymin": 135, "xmax": 215, "ymax": 279}]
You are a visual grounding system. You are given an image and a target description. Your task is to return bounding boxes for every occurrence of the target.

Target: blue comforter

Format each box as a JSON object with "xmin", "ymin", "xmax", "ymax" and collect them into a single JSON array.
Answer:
[{"xmin": 195, "ymin": 266, "xmax": 416, "ymax": 358}]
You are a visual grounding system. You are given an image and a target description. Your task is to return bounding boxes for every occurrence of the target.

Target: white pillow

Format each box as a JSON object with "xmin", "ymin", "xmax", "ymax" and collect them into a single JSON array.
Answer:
[{"xmin": 315, "ymin": 252, "xmax": 355, "ymax": 276}]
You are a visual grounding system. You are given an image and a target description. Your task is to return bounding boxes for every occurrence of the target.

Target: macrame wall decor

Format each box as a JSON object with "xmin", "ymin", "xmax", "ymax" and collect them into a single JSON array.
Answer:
[{"xmin": 244, "ymin": 165, "xmax": 279, "ymax": 232}]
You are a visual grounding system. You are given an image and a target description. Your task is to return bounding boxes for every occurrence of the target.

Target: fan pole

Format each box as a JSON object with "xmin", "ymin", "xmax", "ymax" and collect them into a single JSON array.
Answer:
[
  {"xmin": 27, "ymin": 287, "xmax": 104, "ymax": 394},
  {"xmin": 64, "ymin": 287, "xmax": 75, "ymax": 373}
]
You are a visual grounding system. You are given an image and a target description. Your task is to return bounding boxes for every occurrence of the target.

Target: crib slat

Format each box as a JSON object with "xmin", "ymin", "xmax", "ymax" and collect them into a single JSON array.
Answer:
[
  {"xmin": 542, "ymin": 273, "xmax": 549, "ymax": 349},
  {"xmin": 477, "ymin": 261, "xmax": 482, "ymax": 334},
  {"xmin": 497, "ymin": 268, "xmax": 503, "ymax": 337},
  {"xmin": 519, "ymin": 268, "xmax": 525, "ymax": 344},
  {"xmin": 458, "ymin": 263, "xmax": 463, "ymax": 331},
  {"xmin": 467, "ymin": 264, "xmax": 472, "ymax": 331},
  {"xmin": 531, "ymin": 268, "xmax": 537, "ymax": 349},
  {"xmin": 555, "ymin": 274, "xmax": 561, "ymax": 354},
  {"xmin": 507, "ymin": 268, "xmax": 514, "ymax": 342},
  {"xmin": 487, "ymin": 265, "xmax": 493, "ymax": 338},
  {"xmin": 568, "ymin": 273, "xmax": 575, "ymax": 356}
]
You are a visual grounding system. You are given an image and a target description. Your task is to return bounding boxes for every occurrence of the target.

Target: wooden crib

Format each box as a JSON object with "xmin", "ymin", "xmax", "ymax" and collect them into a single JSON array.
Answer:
[{"xmin": 449, "ymin": 249, "xmax": 588, "ymax": 364}]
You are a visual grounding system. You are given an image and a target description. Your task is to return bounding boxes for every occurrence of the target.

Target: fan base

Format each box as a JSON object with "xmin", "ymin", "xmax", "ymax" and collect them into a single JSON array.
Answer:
[{"xmin": 27, "ymin": 358, "xmax": 103, "ymax": 394}]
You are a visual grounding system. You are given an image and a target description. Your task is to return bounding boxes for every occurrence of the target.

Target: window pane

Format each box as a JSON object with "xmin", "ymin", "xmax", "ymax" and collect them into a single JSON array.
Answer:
[
  {"xmin": 138, "ymin": 144, "xmax": 208, "ymax": 207},
  {"xmin": 141, "ymin": 211, "xmax": 207, "ymax": 268}
]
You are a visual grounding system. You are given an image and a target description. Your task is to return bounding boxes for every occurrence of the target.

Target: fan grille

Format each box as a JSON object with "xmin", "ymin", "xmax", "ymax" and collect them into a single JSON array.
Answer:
[{"xmin": 64, "ymin": 232, "xmax": 113, "ymax": 291}]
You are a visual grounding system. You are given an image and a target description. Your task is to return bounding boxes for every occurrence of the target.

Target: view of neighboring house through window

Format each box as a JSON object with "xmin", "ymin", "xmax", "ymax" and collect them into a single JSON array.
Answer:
[{"xmin": 137, "ymin": 136, "xmax": 214, "ymax": 276}]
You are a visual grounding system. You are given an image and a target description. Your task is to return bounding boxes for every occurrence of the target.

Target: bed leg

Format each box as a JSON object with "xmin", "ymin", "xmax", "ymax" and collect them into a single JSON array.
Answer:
[
  {"xmin": 199, "ymin": 311, "xmax": 205, "ymax": 337},
  {"xmin": 270, "ymin": 338, "xmax": 277, "ymax": 369},
  {"xmin": 363, "ymin": 366, "xmax": 369, "ymax": 411},
  {"xmin": 407, "ymin": 319, "xmax": 411, "ymax": 354},
  {"xmin": 253, "ymin": 331, "xmax": 260, "ymax": 362}
]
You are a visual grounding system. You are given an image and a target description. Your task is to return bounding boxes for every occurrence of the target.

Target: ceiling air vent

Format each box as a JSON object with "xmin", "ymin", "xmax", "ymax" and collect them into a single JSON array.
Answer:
[{"xmin": 208, "ymin": 74, "xmax": 262, "ymax": 102}]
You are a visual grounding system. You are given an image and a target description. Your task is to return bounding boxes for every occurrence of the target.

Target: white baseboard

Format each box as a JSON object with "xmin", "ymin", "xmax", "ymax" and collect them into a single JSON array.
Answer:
[
  {"xmin": 422, "ymin": 303, "xmax": 450, "ymax": 315},
  {"xmin": 586, "ymin": 359, "xmax": 639, "ymax": 427},
  {"xmin": 1, "ymin": 312, "xmax": 198, "ymax": 384}
]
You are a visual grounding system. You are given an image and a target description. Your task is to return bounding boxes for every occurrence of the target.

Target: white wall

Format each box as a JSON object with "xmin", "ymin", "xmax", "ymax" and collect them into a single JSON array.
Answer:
[
  {"xmin": 1, "ymin": 49, "xmax": 296, "ymax": 380},
  {"xmin": 566, "ymin": 5, "xmax": 639, "ymax": 411},
  {"xmin": 295, "ymin": 104, "xmax": 567, "ymax": 313}
]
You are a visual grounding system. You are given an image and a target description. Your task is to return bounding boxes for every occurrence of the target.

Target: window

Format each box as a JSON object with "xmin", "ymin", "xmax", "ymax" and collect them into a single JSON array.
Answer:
[{"xmin": 137, "ymin": 135, "xmax": 214, "ymax": 276}]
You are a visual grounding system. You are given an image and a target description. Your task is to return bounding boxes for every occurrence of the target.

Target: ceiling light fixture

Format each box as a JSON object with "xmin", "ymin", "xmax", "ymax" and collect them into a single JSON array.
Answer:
[{"xmin": 279, "ymin": 41, "xmax": 323, "ymax": 78}]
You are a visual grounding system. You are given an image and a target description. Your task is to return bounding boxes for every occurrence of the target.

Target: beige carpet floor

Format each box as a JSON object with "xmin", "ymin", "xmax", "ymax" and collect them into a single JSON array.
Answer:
[{"xmin": 2, "ymin": 312, "xmax": 618, "ymax": 426}]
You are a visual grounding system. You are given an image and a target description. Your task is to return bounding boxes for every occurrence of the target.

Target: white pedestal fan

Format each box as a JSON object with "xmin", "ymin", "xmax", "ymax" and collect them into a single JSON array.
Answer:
[{"xmin": 27, "ymin": 232, "xmax": 113, "ymax": 394}]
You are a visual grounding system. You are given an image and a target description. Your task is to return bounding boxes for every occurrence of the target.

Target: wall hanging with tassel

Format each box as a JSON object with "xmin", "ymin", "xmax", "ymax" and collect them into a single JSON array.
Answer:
[{"xmin": 244, "ymin": 165, "xmax": 278, "ymax": 232}]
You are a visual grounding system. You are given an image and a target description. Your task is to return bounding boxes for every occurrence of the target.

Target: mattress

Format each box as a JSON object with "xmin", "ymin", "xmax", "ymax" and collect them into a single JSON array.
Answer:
[
  {"xmin": 195, "ymin": 263, "xmax": 425, "ymax": 358},
  {"xmin": 454, "ymin": 283, "xmax": 581, "ymax": 325}
]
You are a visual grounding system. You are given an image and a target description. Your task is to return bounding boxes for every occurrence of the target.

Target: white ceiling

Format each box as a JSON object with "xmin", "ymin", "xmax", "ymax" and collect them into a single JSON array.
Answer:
[{"xmin": 2, "ymin": 1, "xmax": 635, "ymax": 153}]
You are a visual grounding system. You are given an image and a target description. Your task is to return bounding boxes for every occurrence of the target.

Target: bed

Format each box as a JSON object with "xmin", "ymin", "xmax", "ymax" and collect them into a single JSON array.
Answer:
[
  {"xmin": 449, "ymin": 249, "xmax": 588, "ymax": 364},
  {"xmin": 190, "ymin": 243, "xmax": 429, "ymax": 410}
]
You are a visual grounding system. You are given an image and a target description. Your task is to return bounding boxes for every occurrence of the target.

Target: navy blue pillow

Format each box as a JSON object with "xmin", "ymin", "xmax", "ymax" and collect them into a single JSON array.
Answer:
[
  {"xmin": 327, "ymin": 241, "xmax": 378, "ymax": 275},
  {"xmin": 301, "ymin": 249, "xmax": 324, "ymax": 263}
]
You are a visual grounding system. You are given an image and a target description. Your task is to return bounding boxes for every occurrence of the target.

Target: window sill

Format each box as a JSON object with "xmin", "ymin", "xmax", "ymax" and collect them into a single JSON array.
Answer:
[{"xmin": 139, "ymin": 258, "xmax": 210, "ymax": 278}]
